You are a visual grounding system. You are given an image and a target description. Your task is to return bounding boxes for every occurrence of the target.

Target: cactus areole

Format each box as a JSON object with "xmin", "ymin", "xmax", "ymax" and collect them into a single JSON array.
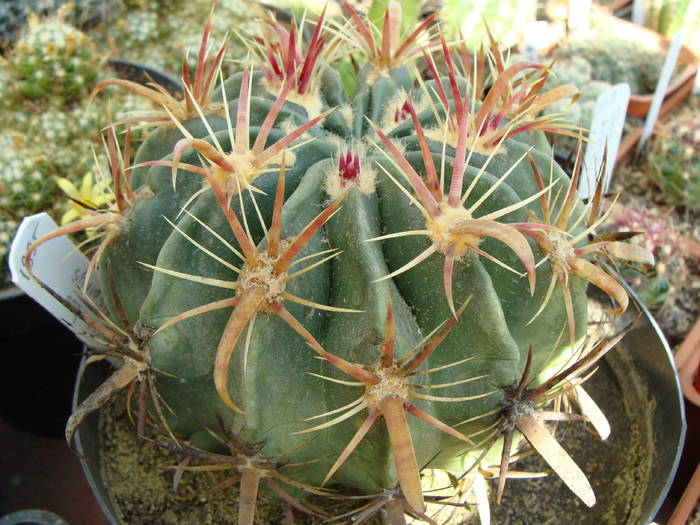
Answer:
[{"xmin": 26, "ymin": 2, "xmax": 653, "ymax": 523}]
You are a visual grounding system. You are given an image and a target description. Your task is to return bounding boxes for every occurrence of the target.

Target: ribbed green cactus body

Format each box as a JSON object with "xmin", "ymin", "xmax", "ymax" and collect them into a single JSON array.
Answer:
[
  {"xmin": 104, "ymin": 97, "xmax": 336, "ymax": 322},
  {"xmin": 102, "ymin": 60, "xmax": 589, "ymax": 497}
]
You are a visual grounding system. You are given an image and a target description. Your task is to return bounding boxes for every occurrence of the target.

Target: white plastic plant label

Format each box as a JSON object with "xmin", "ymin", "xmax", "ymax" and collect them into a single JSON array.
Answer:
[
  {"xmin": 9, "ymin": 212, "xmax": 104, "ymax": 345},
  {"xmin": 579, "ymin": 83, "xmax": 631, "ymax": 200},
  {"xmin": 522, "ymin": 21, "xmax": 549, "ymax": 62},
  {"xmin": 693, "ymin": 68, "xmax": 700, "ymax": 95},
  {"xmin": 632, "ymin": 0, "xmax": 645, "ymax": 25},
  {"xmin": 638, "ymin": 31, "xmax": 684, "ymax": 152},
  {"xmin": 567, "ymin": 0, "xmax": 591, "ymax": 33}
]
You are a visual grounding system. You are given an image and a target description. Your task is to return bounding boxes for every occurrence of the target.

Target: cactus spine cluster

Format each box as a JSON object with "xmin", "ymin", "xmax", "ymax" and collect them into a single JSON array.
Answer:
[{"xmin": 26, "ymin": 3, "xmax": 653, "ymax": 523}]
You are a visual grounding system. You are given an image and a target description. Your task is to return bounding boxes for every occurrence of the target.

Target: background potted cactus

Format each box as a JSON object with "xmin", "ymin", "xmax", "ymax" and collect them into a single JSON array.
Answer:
[
  {"xmin": 647, "ymin": 106, "xmax": 700, "ymax": 213},
  {"xmin": 527, "ymin": 3, "xmax": 699, "ymax": 119},
  {"xmin": 0, "ymin": 0, "xmax": 262, "ymax": 288},
  {"xmin": 608, "ymin": 98, "xmax": 700, "ymax": 344},
  {"xmin": 15, "ymin": 1, "xmax": 686, "ymax": 523}
]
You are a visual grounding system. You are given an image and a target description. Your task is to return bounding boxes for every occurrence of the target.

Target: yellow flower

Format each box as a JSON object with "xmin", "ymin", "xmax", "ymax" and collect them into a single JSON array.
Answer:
[{"xmin": 56, "ymin": 171, "xmax": 113, "ymax": 225}]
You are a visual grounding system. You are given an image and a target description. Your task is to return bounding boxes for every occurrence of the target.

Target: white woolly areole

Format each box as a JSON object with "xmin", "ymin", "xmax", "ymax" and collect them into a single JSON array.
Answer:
[
  {"xmin": 380, "ymin": 90, "xmax": 429, "ymax": 131},
  {"xmin": 237, "ymin": 242, "xmax": 291, "ymax": 311},
  {"xmin": 426, "ymin": 198, "xmax": 480, "ymax": 257},
  {"xmin": 365, "ymin": 364, "xmax": 410, "ymax": 410},
  {"xmin": 541, "ymin": 230, "xmax": 576, "ymax": 276}
]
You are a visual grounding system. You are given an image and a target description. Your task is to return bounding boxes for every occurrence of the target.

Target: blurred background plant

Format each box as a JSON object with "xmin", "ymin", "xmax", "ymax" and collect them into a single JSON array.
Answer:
[
  {"xmin": 645, "ymin": 0, "xmax": 700, "ymax": 55},
  {"xmin": 607, "ymin": 97, "xmax": 700, "ymax": 343},
  {"xmin": 436, "ymin": 0, "xmax": 536, "ymax": 47},
  {"xmin": 540, "ymin": 54, "xmax": 611, "ymax": 155},
  {"xmin": 9, "ymin": 7, "xmax": 101, "ymax": 101},
  {"xmin": 555, "ymin": 37, "xmax": 667, "ymax": 95},
  {"xmin": 94, "ymin": 0, "xmax": 261, "ymax": 73},
  {"xmin": 0, "ymin": 0, "xmax": 260, "ymax": 286},
  {"xmin": 647, "ymin": 104, "xmax": 700, "ymax": 211},
  {"xmin": 605, "ymin": 204, "xmax": 696, "ymax": 340},
  {"xmin": 0, "ymin": 0, "xmax": 117, "ymax": 52}
]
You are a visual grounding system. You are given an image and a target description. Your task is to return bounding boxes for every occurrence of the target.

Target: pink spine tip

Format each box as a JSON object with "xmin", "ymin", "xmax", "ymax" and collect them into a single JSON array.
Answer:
[
  {"xmin": 339, "ymin": 150, "xmax": 360, "ymax": 186},
  {"xmin": 394, "ymin": 99, "xmax": 412, "ymax": 122}
]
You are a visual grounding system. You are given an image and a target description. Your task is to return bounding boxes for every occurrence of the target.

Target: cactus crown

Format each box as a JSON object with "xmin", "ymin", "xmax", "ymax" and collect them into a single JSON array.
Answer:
[{"xmin": 26, "ymin": 3, "xmax": 653, "ymax": 523}]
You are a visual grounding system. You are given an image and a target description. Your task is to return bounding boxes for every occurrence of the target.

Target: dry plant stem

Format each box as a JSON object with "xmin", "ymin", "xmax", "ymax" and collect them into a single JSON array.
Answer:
[
  {"xmin": 238, "ymin": 468, "xmax": 262, "ymax": 525},
  {"xmin": 381, "ymin": 396, "xmax": 424, "ymax": 513},
  {"xmin": 517, "ymin": 412, "xmax": 595, "ymax": 507},
  {"xmin": 385, "ymin": 498, "xmax": 408, "ymax": 525},
  {"xmin": 18, "ymin": 271, "xmax": 154, "ymax": 449},
  {"xmin": 67, "ymin": 361, "xmax": 139, "ymax": 449}
]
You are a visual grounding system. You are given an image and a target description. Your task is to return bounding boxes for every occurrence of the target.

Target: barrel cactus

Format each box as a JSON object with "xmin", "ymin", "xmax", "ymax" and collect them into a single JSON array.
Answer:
[{"xmin": 25, "ymin": 3, "xmax": 653, "ymax": 523}]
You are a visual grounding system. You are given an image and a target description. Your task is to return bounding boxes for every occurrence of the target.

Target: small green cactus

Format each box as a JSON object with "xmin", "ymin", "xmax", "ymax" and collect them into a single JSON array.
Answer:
[
  {"xmin": 556, "ymin": 37, "xmax": 667, "ymax": 95},
  {"xmin": 0, "ymin": 217, "xmax": 19, "ymax": 264},
  {"xmin": 605, "ymin": 203, "xmax": 695, "ymax": 339},
  {"xmin": 10, "ymin": 6, "xmax": 99, "ymax": 101},
  {"xmin": 0, "ymin": 131, "xmax": 54, "ymax": 218},
  {"xmin": 26, "ymin": 3, "xmax": 652, "ymax": 523},
  {"xmin": 0, "ymin": 0, "xmax": 115, "ymax": 50},
  {"xmin": 648, "ymin": 109, "xmax": 700, "ymax": 210},
  {"xmin": 100, "ymin": 0, "xmax": 259, "ymax": 73},
  {"xmin": 0, "ymin": 130, "xmax": 55, "ymax": 273},
  {"xmin": 646, "ymin": 0, "xmax": 700, "ymax": 57}
]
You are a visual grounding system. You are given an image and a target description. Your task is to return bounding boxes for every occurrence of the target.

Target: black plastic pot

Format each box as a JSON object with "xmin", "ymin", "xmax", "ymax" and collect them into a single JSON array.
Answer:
[
  {"xmin": 0, "ymin": 509, "xmax": 69, "ymax": 525},
  {"xmin": 0, "ymin": 286, "xmax": 83, "ymax": 437},
  {"xmin": 72, "ymin": 289, "xmax": 685, "ymax": 525},
  {"xmin": 73, "ymin": 358, "xmax": 120, "ymax": 525},
  {"xmin": 107, "ymin": 58, "xmax": 183, "ymax": 98}
]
